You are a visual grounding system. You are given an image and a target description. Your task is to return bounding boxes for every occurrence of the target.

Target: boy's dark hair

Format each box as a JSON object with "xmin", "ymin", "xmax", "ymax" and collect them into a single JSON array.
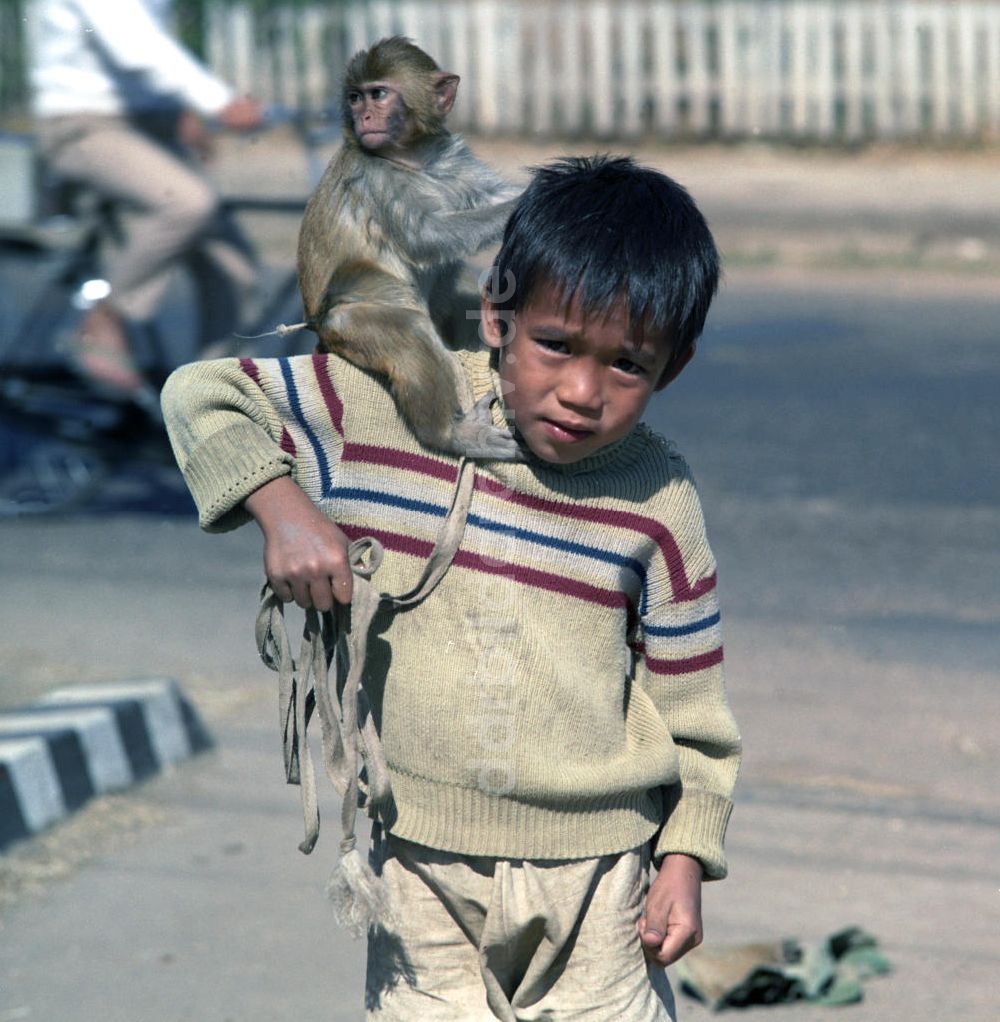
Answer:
[{"xmin": 488, "ymin": 155, "xmax": 719, "ymax": 369}]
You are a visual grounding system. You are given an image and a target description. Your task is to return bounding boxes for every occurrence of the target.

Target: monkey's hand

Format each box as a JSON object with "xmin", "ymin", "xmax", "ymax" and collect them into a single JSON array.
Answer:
[{"xmin": 451, "ymin": 394, "xmax": 523, "ymax": 461}]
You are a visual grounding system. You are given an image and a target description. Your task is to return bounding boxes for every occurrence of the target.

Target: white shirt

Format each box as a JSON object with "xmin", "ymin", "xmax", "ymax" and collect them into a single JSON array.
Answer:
[{"xmin": 28, "ymin": 0, "xmax": 234, "ymax": 118}]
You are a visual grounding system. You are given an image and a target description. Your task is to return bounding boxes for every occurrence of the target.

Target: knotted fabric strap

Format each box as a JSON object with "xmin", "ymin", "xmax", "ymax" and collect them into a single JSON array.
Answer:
[{"xmin": 254, "ymin": 454, "xmax": 475, "ymax": 935}]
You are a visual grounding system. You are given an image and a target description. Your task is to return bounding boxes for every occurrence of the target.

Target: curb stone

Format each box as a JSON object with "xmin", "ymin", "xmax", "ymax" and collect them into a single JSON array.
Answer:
[{"xmin": 0, "ymin": 678, "xmax": 211, "ymax": 850}]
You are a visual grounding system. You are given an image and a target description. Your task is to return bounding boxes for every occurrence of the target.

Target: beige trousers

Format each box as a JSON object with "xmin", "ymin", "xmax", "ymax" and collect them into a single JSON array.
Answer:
[
  {"xmin": 36, "ymin": 112, "xmax": 257, "ymax": 341},
  {"xmin": 365, "ymin": 832, "xmax": 676, "ymax": 1021}
]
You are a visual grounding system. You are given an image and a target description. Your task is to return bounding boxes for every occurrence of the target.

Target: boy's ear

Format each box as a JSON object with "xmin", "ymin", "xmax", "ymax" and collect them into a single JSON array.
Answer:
[
  {"xmin": 655, "ymin": 342, "xmax": 696, "ymax": 391},
  {"xmin": 479, "ymin": 292, "xmax": 505, "ymax": 350}
]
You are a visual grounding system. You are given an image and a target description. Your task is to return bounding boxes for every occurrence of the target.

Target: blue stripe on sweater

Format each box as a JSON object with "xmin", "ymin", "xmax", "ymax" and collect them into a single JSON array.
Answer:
[
  {"xmin": 466, "ymin": 512, "xmax": 645, "ymax": 582},
  {"xmin": 331, "ymin": 487, "xmax": 447, "ymax": 520},
  {"xmin": 329, "ymin": 486, "xmax": 645, "ymax": 581},
  {"xmin": 280, "ymin": 359, "xmax": 332, "ymax": 496},
  {"xmin": 644, "ymin": 611, "xmax": 721, "ymax": 637}
]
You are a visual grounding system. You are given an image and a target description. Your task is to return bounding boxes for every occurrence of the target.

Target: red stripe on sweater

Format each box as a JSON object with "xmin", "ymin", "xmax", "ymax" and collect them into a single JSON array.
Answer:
[
  {"xmin": 341, "ymin": 525, "xmax": 434, "ymax": 560},
  {"xmin": 644, "ymin": 647, "xmax": 724, "ymax": 675},
  {"xmin": 238, "ymin": 357, "xmax": 261, "ymax": 387},
  {"xmin": 335, "ymin": 443, "xmax": 710, "ymax": 602},
  {"xmin": 279, "ymin": 427, "xmax": 297, "ymax": 457},
  {"xmin": 454, "ymin": 551, "xmax": 629, "ymax": 609},
  {"xmin": 312, "ymin": 353, "xmax": 344, "ymax": 437},
  {"xmin": 342, "ymin": 443, "xmax": 459, "ymax": 482},
  {"xmin": 340, "ymin": 524, "xmax": 630, "ymax": 611},
  {"xmin": 474, "ymin": 474, "xmax": 713, "ymax": 602}
]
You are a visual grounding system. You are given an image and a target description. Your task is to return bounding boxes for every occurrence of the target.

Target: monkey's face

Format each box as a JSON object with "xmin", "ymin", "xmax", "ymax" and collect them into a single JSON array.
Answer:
[
  {"xmin": 346, "ymin": 82, "xmax": 415, "ymax": 153},
  {"xmin": 481, "ymin": 283, "xmax": 678, "ymax": 466}
]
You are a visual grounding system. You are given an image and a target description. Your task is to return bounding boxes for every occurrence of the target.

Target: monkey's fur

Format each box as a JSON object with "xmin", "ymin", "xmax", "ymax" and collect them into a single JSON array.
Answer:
[{"xmin": 297, "ymin": 37, "xmax": 520, "ymax": 460}]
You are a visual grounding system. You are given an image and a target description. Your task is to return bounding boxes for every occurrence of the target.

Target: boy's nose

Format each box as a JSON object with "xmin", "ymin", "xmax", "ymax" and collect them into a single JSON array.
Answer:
[{"xmin": 558, "ymin": 364, "xmax": 603, "ymax": 413}]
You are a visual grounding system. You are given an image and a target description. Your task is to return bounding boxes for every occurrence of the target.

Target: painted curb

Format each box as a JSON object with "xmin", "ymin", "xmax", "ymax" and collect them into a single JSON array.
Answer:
[{"xmin": 0, "ymin": 678, "xmax": 212, "ymax": 850}]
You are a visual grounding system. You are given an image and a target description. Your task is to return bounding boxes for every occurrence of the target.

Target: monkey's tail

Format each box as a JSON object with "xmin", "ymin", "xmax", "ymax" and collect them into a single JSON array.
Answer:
[{"xmin": 234, "ymin": 320, "xmax": 309, "ymax": 341}]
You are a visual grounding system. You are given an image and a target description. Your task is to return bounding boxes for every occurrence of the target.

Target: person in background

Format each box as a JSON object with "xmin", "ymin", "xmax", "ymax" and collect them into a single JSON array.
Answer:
[{"xmin": 26, "ymin": 0, "xmax": 265, "ymax": 407}]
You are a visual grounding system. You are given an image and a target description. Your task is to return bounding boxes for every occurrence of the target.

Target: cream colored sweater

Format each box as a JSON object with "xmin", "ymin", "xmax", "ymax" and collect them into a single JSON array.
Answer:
[{"xmin": 161, "ymin": 349, "xmax": 742, "ymax": 878}]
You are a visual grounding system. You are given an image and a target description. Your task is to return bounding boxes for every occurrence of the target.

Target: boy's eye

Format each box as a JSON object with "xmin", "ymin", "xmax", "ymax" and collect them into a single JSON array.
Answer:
[
  {"xmin": 534, "ymin": 336, "xmax": 569, "ymax": 354},
  {"xmin": 613, "ymin": 357, "xmax": 648, "ymax": 376}
]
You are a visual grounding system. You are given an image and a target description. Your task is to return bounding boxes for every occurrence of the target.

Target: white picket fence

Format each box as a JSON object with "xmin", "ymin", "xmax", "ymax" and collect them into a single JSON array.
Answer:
[{"xmin": 206, "ymin": 0, "xmax": 1000, "ymax": 141}]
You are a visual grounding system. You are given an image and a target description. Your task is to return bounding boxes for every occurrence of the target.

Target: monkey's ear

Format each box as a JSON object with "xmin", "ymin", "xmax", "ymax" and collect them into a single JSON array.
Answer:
[{"xmin": 433, "ymin": 73, "xmax": 460, "ymax": 116}]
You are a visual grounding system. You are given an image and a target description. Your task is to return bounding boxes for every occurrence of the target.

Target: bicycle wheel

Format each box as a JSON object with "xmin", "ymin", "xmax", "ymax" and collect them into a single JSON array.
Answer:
[
  {"xmin": 0, "ymin": 434, "xmax": 108, "ymax": 518},
  {"xmin": 1, "ymin": 239, "xmax": 91, "ymax": 373},
  {"xmin": 0, "ymin": 244, "xmax": 18, "ymax": 350}
]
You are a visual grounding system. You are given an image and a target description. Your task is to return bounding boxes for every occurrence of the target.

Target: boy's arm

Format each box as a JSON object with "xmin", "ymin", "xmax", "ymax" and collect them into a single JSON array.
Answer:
[
  {"xmin": 639, "ymin": 581, "xmax": 740, "ymax": 881},
  {"xmin": 161, "ymin": 358, "xmax": 352, "ymax": 608},
  {"xmin": 638, "ymin": 468, "xmax": 741, "ymax": 878},
  {"xmin": 635, "ymin": 470, "xmax": 742, "ymax": 965},
  {"xmin": 637, "ymin": 573, "xmax": 737, "ymax": 964},
  {"xmin": 161, "ymin": 359, "xmax": 296, "ymax": 532}
]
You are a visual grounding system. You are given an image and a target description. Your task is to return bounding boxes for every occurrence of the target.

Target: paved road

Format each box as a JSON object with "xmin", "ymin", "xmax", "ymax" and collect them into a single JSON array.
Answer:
[{"xmin": 1, "ymin": 269, "xmax": 998, "ymax": 1020}]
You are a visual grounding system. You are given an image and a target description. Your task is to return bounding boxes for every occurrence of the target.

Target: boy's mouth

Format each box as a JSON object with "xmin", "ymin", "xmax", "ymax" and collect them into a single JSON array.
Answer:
[{"xmin": 541, "ymin": 418, "xmax": 595, "ymax": 442}]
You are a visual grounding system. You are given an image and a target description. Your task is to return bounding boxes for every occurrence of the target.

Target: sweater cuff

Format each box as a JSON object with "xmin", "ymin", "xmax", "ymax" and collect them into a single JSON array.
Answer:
[
  {"xmin": 183, "ymin": 422, "xmax": 293, "ymax": 532},
  {"xmin": 653, "ymin": 786, "xmax": 734, "ymax": 880}
]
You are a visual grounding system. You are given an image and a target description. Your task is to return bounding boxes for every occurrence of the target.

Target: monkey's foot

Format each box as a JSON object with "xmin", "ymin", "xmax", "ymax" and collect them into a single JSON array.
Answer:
[{"xmin": 451, "ymin": 394, "xmax": 523, "ymax": 461}]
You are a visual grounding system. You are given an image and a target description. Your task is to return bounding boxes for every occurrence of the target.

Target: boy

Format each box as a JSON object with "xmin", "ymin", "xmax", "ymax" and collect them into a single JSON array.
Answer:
[{"xmin": 162, "ymin": 155, "xmax": 741, "ymax": 1021}]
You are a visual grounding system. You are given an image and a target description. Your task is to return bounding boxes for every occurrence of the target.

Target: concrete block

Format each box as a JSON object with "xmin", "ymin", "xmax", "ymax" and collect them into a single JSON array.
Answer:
[
  {"xmin": 0, "ymin": 706, "xmax": 132, "ymax": 793},
  {"xmin": 0, "ymin": 678, "xmax": 211, "ymax": 851},
  {"xmin": 41, "ymin": 677, "xmax": 211, "ymax": 767},
  {"xmin": 42, "ymin": 681, "xmax": 188, "ymax": 768},
  {"xmin": 0, "ymin": 737, "xmax": 66, "ymax": 844}
]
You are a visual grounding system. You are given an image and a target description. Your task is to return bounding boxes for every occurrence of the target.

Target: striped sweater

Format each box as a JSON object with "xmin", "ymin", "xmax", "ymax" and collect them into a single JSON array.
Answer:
[{"xmin": 161, "ymin": 348, "xmax": 741, "ymax": 878}]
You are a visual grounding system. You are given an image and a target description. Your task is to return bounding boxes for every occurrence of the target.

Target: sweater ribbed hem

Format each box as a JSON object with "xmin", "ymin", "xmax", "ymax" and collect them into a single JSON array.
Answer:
[
  {"xmin": 184, "ymin": 423, "xmax": 292, "ymax": 532},
  {"xmin": 653, "ymin": 788, "xmax": 734, "ymax": 879},
  {"xmin": 384, "ymin": 770, "xmax": 661, "ymax": 861}
]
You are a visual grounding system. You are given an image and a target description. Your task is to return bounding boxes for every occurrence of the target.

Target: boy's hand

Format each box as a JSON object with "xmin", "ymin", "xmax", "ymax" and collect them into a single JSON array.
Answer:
[
  {"xmin": 639, "ymin": 853, "xmax": 704, "ymax": 967},
  {"xmin": 244, "ymin": 476, "xmax": 353, "ymax": 610}
]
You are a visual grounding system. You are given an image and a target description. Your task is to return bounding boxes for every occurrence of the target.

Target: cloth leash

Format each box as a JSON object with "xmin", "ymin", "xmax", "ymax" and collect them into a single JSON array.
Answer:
[{"xmin": 254, "ymin": 454, "xmax": 475, "ymax": 937}]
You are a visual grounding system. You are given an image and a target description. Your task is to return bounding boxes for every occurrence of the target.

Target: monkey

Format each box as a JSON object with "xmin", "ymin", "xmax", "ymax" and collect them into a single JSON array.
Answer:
[{"xmin": 297, "ymin": 37, "xmax": 521, "ymax": 460}]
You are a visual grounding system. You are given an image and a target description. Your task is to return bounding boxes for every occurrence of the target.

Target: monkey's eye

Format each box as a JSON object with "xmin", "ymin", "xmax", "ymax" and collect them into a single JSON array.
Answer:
[
  {"xmin": 347, "ymin": 90, "xmax": 363, "ymax": 105},
  {"xmin": 370, "ymin": 87, "xmax": 389, "ymax": 101}
]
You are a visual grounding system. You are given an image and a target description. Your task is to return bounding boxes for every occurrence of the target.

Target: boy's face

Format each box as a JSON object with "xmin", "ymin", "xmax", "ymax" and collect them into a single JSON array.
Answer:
[{"xmin": 481, "ymin": 281, "xmax": 692, "ymax": 466}]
